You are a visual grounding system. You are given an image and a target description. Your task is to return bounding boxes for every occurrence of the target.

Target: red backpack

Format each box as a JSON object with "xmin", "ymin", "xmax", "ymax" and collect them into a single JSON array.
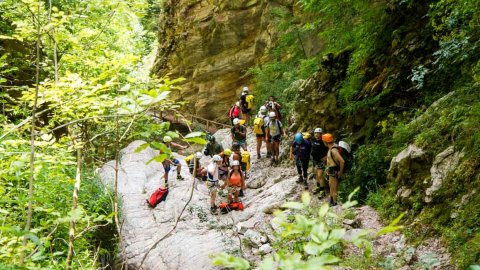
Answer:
[
  {"xmin": 227, "ymin": 106, "xmax": 240, "ymax": 119},
  {"xmin": 146, "ymin": 187, "xmax": 169, "ymax": 208}
]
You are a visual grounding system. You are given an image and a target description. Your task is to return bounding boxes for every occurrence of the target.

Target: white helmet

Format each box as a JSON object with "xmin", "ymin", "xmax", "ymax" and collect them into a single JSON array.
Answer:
[
  {"xmin": 339, "ymin": 141, "xmax": 351, "ymax": 153},
  {"xmin": 314, "ymin": 128, "xmax": 323, "ymax": 133},
  {"xmin": 212, "ymin": 155, "xmax": 222, "ymax": 162},
  {"xmin": 235, "ymin": 101, "xmax": 240, "ymax": 107},
  {"xmin": 195, "ymin": 152, "xmax": 203, "ymax": 159},
  {"xmin": 260, "ymin": 105, "xmax": 267, "ymax": 113},
  {"xmin": 269, "ymin": 111, "xmax": 276, "ymax": 118},
  {"xmin": 233, "ymin": 118, "xmax": 240, "ymax": 125},
  {"xmin": 231, "ymin": 160, "xmax": 240, "ymax": 166},
  {"xmin": 242, "ymin": 86, "xmax": 249, "ymax": 92}
]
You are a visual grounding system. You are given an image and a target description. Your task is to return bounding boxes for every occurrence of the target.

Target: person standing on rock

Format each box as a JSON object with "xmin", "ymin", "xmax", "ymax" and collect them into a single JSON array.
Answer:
[
  {"xmin": 290, "ymin": 133, "xmax": 312, "ymax": 189},
  {"xmin": 239, "ymin": 86, "xmax": 254, "ymax": 125},
  {"xmin": 253, "ymin": 106, "xmax": 268, "ymax": 159},
  {"xmin": 227, "ymin": 101, "xmax": 242, "ymax": 125},
  {"xmin": 265, "ymin": 95, "xmax": 282, "ymax": 120},
  {"xmin": 188, "ymin": 152, "xmax": 206, "ymax": 180},
  {"xmin": 204, "ymin": 135, "xmax": 224, "ymax": 157},
  {"xmin": 218, "ymin": 148, "xmax": 232, "ymax": 180},
  {"xmin": 162, "ymin": 136, "xmax": 188, "ymax": 184},
  {"xmin": 223, "ymin": 160, "xmax": 245, "ymax": 203},
  {"xmin": 207, "ymin": 155, "xmax": 223, "ymax": 214},
  {"xmin": 322, "ymin": 133, "xmax": 345, "ymax": 206},
  {"xmin": 231, "ymin": 118, "xmax": 247, "ymax": 151},
  {"xmin": 266, "ymin": 111, "xmax": 285, "ymax": 164},
  {"xmin": 311, "ymin": 128, "xmax": 329, "ymax": 197}
]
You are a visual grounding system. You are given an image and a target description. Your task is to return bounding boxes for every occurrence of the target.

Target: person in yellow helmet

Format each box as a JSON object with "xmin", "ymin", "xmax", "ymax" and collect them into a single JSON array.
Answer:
[
  {"xmin": 322, "ymin": 133, "xmax": 344, "ymax": 206},
  {"xmin": 218, "ymin": 148, "xmax": 232, "ymax": 180}
]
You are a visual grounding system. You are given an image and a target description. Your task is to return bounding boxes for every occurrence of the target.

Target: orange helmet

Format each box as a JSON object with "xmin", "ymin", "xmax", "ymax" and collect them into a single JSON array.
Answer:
[{"xmin": 322, "ymin": 133, "xmax": 334, "ymax": 143}]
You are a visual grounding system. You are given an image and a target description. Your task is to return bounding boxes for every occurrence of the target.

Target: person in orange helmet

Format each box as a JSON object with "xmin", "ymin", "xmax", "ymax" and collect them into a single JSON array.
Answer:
[{"xmin": 322, "ymin": 133, "xmax": 345, "ymax": 206}]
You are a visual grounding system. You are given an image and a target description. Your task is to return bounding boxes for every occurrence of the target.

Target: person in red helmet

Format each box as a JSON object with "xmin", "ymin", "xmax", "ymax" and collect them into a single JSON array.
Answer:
[{"xmin": 322, "ymin": 133, "xmax": 344, "ymax": 206}]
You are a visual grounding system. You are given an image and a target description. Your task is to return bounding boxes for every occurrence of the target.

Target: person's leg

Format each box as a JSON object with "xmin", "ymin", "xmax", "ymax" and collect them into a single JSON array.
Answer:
[
  {"xmin": 302, "ymin": 159, "xmax": 309, "ymax": 179},
  {"xmin": 266, "ymin": 139, "xmax": 271, "ymax": 158},
  {"xmin": 256, "ymin": 137, "xmax": 262, "ymax": 158},
  {"xmin": 211, "ymin": 189, "xmax": 217, "ymax": 208},
  {"xmin": 274, "ymin": 141, "xmax": 280, "ymax": 161},
  {"xmin": 295, "ymin": 159, "xmax": 303, "ymax": 182},
  {"xmin": 241, "ymin": 142, "xmax": 247, "ymax": 151},
  {"xmin": 329, "ymin": 176, "xmax": 338, "ymax": 205}
]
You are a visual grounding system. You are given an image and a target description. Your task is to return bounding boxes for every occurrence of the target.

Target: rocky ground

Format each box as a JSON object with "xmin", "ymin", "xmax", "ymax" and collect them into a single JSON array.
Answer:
[{"xmin": 99, "ymin": 128, "xmax": 455, "ymax": 270}]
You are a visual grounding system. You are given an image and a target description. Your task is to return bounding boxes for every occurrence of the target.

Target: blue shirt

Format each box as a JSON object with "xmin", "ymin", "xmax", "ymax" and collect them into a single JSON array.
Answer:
[{"xmin": 292, "ymin": 140, "xmax": 312, "ymax": 160}]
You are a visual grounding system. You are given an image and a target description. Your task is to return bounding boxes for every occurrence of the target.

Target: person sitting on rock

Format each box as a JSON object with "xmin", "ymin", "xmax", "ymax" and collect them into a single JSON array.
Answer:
[
  {"xmin": 204, "ymin": 135, "xmax": 224, "ymax": 157},
  {"xmin": 207, "ymin": 155, "xmax": 223, "ymax": 214},
  {"xmin": 290, "ymin": 133, "xmax": 312, "ymax": 189},
  {"xmin": 266, "ymin": 111, "xmax": 285, "ymax": 164},
  {"xmin": 231, "ymin": 118, "xmax": 247, "ymax": 151},
  {"xmin": 162, "ymin": 136, "xmax": 188, "ymax": 184},
  {"xmin": 322, "ymin": 133, "xmax": 345, "ymax": 206},
  {"xmin": 218, "ymin": 148, "xmax": 232, "ymax": 180},
  {"xmin": 188, "ymin": 152, "xmax": 207, "ymax": 180},
  {"xmin": 311, "ymin": 128, "xmax": 329, "ymax": 197},
  {"xmin": 223, "ymin": 160, "xmax": 245, "ymax": 204}
]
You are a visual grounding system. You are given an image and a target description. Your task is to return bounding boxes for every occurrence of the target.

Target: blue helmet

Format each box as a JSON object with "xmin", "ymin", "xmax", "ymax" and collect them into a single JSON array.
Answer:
[{"xmin": 294, "ymin": 133, "xmax": 303, "ymax": 143}]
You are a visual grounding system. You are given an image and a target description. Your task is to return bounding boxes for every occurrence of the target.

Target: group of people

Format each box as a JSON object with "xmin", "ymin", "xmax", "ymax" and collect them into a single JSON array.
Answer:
[
  {"xmin": 159, "ymin": 86, "xmax": 349, "ymax": 213},
  {"xmin": 289, "ymin": 130, "xmax": 346, "ymax": 206}
]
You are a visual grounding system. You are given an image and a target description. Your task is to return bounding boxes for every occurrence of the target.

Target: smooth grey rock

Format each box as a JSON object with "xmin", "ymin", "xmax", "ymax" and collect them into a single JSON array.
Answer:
[{"xmin": 258, "ymin": 244, "xmax": 272, "ymax": 255}]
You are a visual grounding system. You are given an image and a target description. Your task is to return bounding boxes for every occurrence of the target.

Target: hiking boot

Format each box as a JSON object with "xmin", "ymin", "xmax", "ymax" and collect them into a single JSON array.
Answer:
[
  {"xmin": 329, "ymin": 197, "xmax": 337, "ymax": 207},
  {"xmin": 303, "ymin": 181, "xmax": 308, "ymax": 190},
  {"xmin": 266, "ymin": 152, "xmax": 271, "ymax": 158},
  {"xmin": 177, "ymin": 175, "xmax": 184, "ymax": 181},
  {"xmin": 210, "ymin": 206, "xmax": 218, "ymax": 214},
  {"xmin": 257, "ymin": 153, "xmax": 261, "ymax": 159},
  {"xmin": 239, "ymin": 189, "xmax": 244, "ymax": 197},
  {"xmin": 296, "ymin": 176, "xmax": 304, "ymax": 183}
]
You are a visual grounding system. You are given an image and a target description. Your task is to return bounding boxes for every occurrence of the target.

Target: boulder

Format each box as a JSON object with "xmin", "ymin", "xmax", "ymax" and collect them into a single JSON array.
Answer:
[
  {"xmin": 388, "ymin": 144, "xmax": 428, "ymax": 187},
  {"xmin": 425, "ymin": 146, "xmax": 464, "ymax": 202}
]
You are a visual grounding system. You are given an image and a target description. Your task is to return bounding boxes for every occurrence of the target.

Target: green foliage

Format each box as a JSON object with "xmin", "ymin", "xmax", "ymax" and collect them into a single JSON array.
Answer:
[{"xmin": 211, "ymin": 191, "xmax": 397, "ymax": 269}]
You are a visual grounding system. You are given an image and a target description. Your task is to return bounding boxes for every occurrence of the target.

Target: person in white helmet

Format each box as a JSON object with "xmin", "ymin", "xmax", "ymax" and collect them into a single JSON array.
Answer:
[
  {"xmin": 222, "ymin": 160, "xmax": 245, "ymax": 203},
  {"xmin": 310, "ymin": 128, "xmax": 329, "ymax": 197},
  {"xmin": 265, "ymin": 111, "xmax": 285, "ymax": 164},
  {"xmin": 253, "ymin": 106, "xmax": 269, "ymax": 159},
  {"xmin": 207, "ymin": 155, "xmax": 223, "ymax": 213},
  {"xmin": 231, "ymin": 118, "xmax": 247, "ymax": 151},
  {"xmin": 239, "ymin": 86, "xmax": 254, "ymax": 125},
  {"xmin": 162, "ymin": 135, "xmax": 187, "ymax": 184},
  {"xmin": 227, "ymin": 101, "xmax": 242, "ymax": 125},
  {"xmin": 265, "ymin": 95, "xmax": 282, "ymax": 120}
]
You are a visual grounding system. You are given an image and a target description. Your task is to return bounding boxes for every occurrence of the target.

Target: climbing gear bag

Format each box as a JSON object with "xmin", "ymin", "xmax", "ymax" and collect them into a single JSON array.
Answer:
[
  {"xmin": 241, "ymin": 151, "xmax": 251, "ymax": 171},
  {"xmin": 245, "ymin": 94, "xmax": 254, "ymax": 109},
  {"xmin": 228, "ymin": 105, "xmax": 240, "ymax": 119},
  {"xmin": 147, "ymin": 187, "xmax": 169, "ymax": 208},
  {"xmin": 253, "ymin": 117, "xmax": 264, "ymax": 135}
]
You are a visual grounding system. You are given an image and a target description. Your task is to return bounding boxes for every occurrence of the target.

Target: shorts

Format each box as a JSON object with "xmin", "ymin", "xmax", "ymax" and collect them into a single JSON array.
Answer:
[
  {"xmin": 256, "ymin": 134, "xmax": 265, "ymax": 138},
  {"xmin": 227, "ymin": 185, "xmax": 241, "ymax": 194},
  {"xmin": 163, "ymin": 158, "xmax": 180, "ymax": 173},
  {"xmin": 236, "ymin": 139, "xmax": 247, "ymax": 146},
  {"xmin": 326, "ymin": 166, "xmax": 339, "ymax": 178},
  {"xmin": 207, "ymin": 181, "xmax": 219, "ymax": 193},
  {"xmin": 269, "ymin": 135, "xmax": 281, "ymax": 143},
  {"xmin": 313, "ymin": 160, "xmax": 326, "ymax": 170}
]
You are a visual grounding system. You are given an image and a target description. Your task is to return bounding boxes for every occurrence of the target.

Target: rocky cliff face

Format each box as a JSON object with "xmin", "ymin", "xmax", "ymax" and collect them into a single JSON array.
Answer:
[{"xmin": 153, "ymin": 0, "xmax": 294, "ymax": 121}]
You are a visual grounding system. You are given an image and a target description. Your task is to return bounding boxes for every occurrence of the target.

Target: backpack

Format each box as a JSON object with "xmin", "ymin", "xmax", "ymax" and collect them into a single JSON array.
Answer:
[
  {"xmin": 146, "ymin": 187, "xmax": 169, "ymax": 208},
  {"xmin": 253, "ymin": 117, "xmax": 264, "ymax": 135},
  {"xmin": 219, "ymin": 201, "xmax": 244, "ymax": 214},
  {"xmin": 331, "ymin": 141, "xmax": 353, "ymax": 171},
  {"xmin": 241, "ymin": 151, "xmax": 250, "ymax": 171},
  {"xmin": 227, "ymin": 106, "xmax": 240, "ymax": 119},
  {"xmin": 245, "ymin": 95, "xmax": 254, "ymax": 109},
  {"xmin": 184, "ymin": 154, "xmax": 194, "ymax": 164}
]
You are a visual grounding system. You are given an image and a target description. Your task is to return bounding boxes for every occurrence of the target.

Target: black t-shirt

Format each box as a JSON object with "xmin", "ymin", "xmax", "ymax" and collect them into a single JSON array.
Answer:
[
  {"xmin": 311, "ymin": 138, "xmax": 328, "ymax": 161},
  {"xmin": 240, "ymin": 94, "xmax": 248, "ymax": 109},
  {"xmin": 231, "ymin": 125, "xmax": 247, "ymax": 141}
]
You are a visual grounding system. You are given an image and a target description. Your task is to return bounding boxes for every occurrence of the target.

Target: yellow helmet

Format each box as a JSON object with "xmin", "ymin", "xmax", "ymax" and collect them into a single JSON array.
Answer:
[{"xmin": 224, "ymin": 149, "xmax": 232, "ymax": 156}]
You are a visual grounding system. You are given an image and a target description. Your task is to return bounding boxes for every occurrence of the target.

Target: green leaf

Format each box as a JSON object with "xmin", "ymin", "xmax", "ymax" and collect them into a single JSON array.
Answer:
[
  {"xmin": 165, "ymin": 131, "xmax": 179, "ymax": 139},
  {"xmin": 311, "ymin": 223, "xmax": 328, "ymax": 243},
  {"xmin": 469, "ymin": 265, "xmax": 480, "ymax": 270},
  {"xmin": 26, "ymin": 233, "xmax": 42, "ymax": 246},
  {"xmin": 301, "ymin": 191, "xmax": 311, "ymax": 206},
  {"xmin": 281, "ymin": 202, "xmax": 304, "ymax": 210},
  {"xmin": 318, "ymin": 203, "xmax": 329, "ymax": 218},
  {"xmin": 210, "ymin": 252, "xmax": 250, "ymax": 270},
  {"xmin": 260, "ymin": 256, "xmax": 274, "ymax": 270},
  {"xmin": 146, "ymin": 154, "xmax": 169, "ymax": 165},
  {"xmin": 150, "ymin": 141, "xmax": 170, "ymax": 153},
  {"xmin": 184, "ymin": 137, "xmax": 207, "ymax": 145},
  {"xmin": 134, "ymin": 143, "xmax": 150, "ymax": 153},
  {"xmin": 184, "ymin": 131, "xmax": 205, "ymax": 138},
  {"xmin": 328, "ymin": 228, "xmax": 346, "ymax": 240}
]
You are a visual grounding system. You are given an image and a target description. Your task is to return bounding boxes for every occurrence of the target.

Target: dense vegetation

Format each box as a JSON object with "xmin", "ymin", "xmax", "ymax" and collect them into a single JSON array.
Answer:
[
  {"xmin": 0, "ymin": 0, "xmax": 202, "ymax": 268},
  {"xmin": 251, "ymin": 0, "xmax": 479, "ymax": 267}
]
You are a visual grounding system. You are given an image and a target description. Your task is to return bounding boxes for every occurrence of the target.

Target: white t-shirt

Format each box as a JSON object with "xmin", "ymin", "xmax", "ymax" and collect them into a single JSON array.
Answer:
[
  {"xmin": 268, "ymin": 120, "xmax": 282, "ymax": 136},
  {"xmin": 207, "ymin": 163, "xmax": 219, "ymax": 181}
]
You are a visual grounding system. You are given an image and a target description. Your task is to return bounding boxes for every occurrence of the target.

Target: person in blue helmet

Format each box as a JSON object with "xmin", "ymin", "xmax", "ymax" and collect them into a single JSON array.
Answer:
[{"xmin": 289, "ymin": 132, "xmax": 312, "ymax": 189}]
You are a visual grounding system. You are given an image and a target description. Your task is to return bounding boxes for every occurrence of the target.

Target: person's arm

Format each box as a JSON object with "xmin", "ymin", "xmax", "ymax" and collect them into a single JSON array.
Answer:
[
  {"xmin": 171, "ymin": 142, "xmax": 187, "ymax": 150},
  {"xmin": 332, "ymin": 149, "xmax": 345, "ymax": 177},
  {"xmin": 241, "ymin": 172, "xmax": 246, "ymax": 190}
]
